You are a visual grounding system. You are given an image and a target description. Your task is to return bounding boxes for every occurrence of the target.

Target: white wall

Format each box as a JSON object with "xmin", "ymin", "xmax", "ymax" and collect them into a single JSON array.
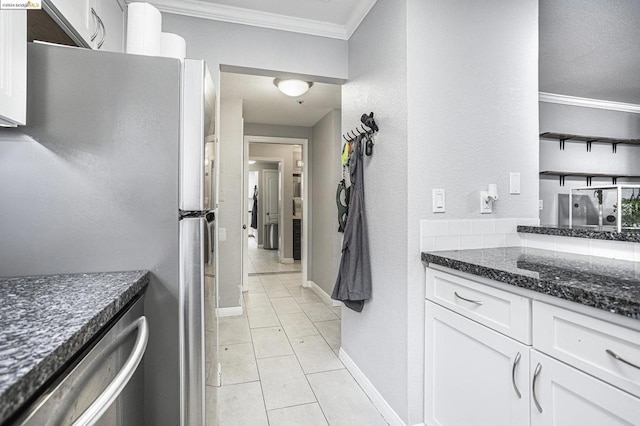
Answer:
[
  {"xmin": 539, "ymin": 102, "xmax": 640, "ymax": 225},
  {"xmin": 219, "ymin": 98, "xmax": 244, "ymax": 308},
  {"xmin": 310, "ymin": 109, "xmax": 342, "ymax": 295},
  {"xmin": 342, "ymin": 0, "xmax": 540, "ymax": 423}
]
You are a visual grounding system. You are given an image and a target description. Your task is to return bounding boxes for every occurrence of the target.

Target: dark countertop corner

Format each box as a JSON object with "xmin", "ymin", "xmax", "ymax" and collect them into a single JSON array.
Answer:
[
  {"xmin": 517, "ymin": 225, "xmax": 640, "ymax": 243},
  {"xmin": 0, "ymin": 270, "xmax": 149, "ymax": 424},
  {"xmin": 422, "ymin": 247, "xmax": 640, "ymax": 321}
]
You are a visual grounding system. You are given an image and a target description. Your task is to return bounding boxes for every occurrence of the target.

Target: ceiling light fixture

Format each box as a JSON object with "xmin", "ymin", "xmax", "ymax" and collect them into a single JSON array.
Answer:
[
  {"xmin": 248, "ymin": 160, "xmax": 256, "ymax": 165},
  {"xmin": 273, "ymin": 78, "xmax": 313, "ymax": 97}
]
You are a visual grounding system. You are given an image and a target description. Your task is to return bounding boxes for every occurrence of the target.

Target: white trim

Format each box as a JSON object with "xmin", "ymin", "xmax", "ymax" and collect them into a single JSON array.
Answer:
[
  {"xmin": 280, "ymin": 257, "xmax": 294, "ymax": 264},
  {"xmin": 307, "ymin": 280, "xmax": 343, "ymax": 307},
  {"xmin": 344, "ymin": 0, "xmax": 377, "ymax": 39},
  {"xmin": 143, "ymin": 0, "xmax": 376, "ymax": 40},
  {"xmin": 215, "ymin": 306, "xmax": 243, "ymax": 317},
  {"xmin": 539, "ymin": 92, "xmax": 640, "ymax": 114},
  {"xmin": 339, "ymin": 348, "xmax": 408, "ymax": 426}
]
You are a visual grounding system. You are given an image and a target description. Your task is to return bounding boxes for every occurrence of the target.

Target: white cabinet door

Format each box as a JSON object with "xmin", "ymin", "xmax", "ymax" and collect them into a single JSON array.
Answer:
[
  {"xmin": 425, "ymin": 301, "xmax": 530, "ymax": 426},
  {"xmin": 92, "ymin": 0, "xmax": 124, "ymax": 52},
  {"xmin": 530, "ymin": 350, "xmax": 640, "ymax": 426},
  {"xmin": 0, "ymin": 10, "xmax": 26, "ymax": 127},
  {"xmin": 44, "ymin": 0, "xmax": 93, "ymax": 46}
]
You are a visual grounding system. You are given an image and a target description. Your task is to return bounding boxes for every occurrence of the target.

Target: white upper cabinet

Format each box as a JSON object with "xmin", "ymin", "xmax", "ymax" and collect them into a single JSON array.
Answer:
[
  {"xmin": 43, "ymin": 0, "xmax": 93, "ymax": 46},
  {"xmin": 0, "ymin": 10, "xmax": 26, "ymax": 127},
  {"xmin": 43, "ymin": 0, "xmax": 124, "ymax": 52}
]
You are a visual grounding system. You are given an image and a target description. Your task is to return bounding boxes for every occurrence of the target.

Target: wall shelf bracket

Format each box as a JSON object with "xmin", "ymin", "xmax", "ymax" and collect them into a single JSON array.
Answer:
[{"xmin": 612, "ymin": 143, "xmax": 618, "ymax": 153}]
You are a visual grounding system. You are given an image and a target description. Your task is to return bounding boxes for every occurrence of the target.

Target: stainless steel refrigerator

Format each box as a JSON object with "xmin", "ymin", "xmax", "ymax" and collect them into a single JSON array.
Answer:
[{"xmin": 0, "ymin": 42, "xmax": 218, "ymax": 425}]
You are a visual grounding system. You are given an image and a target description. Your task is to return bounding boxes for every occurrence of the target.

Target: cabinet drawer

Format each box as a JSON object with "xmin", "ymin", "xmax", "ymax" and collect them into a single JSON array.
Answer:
[
  {"xmin": 426, "ymin": 268, "xmax": 531, "ymax": 344},
  {"xmin": 533, "ymin": 301, "xmax": 640, "ymax": 398}
]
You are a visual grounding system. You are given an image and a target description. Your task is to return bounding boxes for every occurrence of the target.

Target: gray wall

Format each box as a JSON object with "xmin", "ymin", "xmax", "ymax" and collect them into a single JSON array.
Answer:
[
  {"xmin": 245, "ymin": 123, "xmax": 313, "ymax": 141},
  {"xmin": 162, "ymin": 14, "xmax": 348, "ymax": 94},
  {"xmin": 539, "ymin": 102, "xmax": 640, "ymax": 225},
  {"xmin": 219, "ymin": 98, "xmax": 244, "ymax": 308},
  {"xmin": 342, "ymin": 0, "xmax": 539, "ymax": 423},
  {"xmin": 310, "ymin": 109, "xmax": 342, "ymax": 296},
  {"xmin": 342, "ymin": 0, "xmax": 410, "ymax": 420}
]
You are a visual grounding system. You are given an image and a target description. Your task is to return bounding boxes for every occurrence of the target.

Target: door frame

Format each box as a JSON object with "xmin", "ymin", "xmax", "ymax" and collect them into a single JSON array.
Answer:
[{"xmin": 242, "ymin": 136, "xmax": 309, "ymax": 291}]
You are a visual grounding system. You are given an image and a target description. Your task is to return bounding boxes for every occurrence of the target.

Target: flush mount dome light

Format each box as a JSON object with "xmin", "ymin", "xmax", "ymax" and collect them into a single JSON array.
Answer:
[{"xmin": 273, "ymin": 78, "xmax": 313, "ymax": 97}]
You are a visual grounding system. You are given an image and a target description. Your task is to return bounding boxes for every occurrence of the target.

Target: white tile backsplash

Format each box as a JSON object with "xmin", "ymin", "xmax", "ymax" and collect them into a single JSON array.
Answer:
[
  {"xmin": 483, "ymin": 234, "xmax": 506, "ymax": 248},
  {"xmin": 447, "ymin": 220, "xmax": 472, "ymax": 235},
  {"xmin": 471, "ymin": 219, "xmax": 495, "ymax": 235},
  {"xmin": 554, "ymin": 236, "xmax": 590, "ymax": 256},
  {"xmin": 420, "ymin": 217, "xmax": 530, "ymax": 251},
  {"xmin": 589, "ymin": 240, "xmax": 636, "ymax": 262}
]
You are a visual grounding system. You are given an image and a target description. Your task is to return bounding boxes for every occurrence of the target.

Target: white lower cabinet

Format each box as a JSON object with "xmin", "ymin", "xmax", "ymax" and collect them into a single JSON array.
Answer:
[
  {"xmin": 530, "ymin": 350, "xmax": 640, "ymax": 426},
  {"xmin": 425, "ymin": 268, "xmax": 640, "ymax": 426},
  {"xmin": 425, "ymin": 301, "xmax": 530, "ymax": 426}
]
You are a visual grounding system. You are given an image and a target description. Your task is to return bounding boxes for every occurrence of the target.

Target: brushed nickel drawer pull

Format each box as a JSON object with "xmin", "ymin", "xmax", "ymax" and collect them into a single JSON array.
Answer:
[
  {"xmin": 511, "ymin": 352, "xmax": 522, "ymax": 399},
  {"xmin": 532, "ymin": 363, "xmax": 543, "ymax": 413},
  {"xmin": 454, "ymin": 291, "xmax": 483, "ymax": 305},
  {"xmin": 606, "ymin": 349, "xmax": 640, "ymax": 370}
]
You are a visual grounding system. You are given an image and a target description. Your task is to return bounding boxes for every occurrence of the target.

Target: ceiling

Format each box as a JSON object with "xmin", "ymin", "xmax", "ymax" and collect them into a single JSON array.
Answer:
[
  {"xmin": 146, "ymin": 0, "xmax": 377, "ymax": 39},
  {"xmin": 539, "ymin": 0, "xmax": 640, "ymax": 104},
  {"xmin": 221, "ymin": 72, "xmax": 341, "ymax": 127}
]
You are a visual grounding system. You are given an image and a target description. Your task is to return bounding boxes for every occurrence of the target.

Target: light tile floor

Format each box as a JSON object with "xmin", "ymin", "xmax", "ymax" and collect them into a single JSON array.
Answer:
[
  {"xmin": 207, "ymin": 272, "xmax": 387, "ymax": 426},
  {"xmin": 247, "ymin": 236, "xmax": 302, "ymax": 274}
]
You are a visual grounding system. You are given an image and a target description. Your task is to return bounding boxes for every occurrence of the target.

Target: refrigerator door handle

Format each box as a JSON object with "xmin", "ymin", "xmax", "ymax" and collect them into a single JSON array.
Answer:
[{"xmin": 72, "ymin": 317, "xmax": 149, "ymax": 426}]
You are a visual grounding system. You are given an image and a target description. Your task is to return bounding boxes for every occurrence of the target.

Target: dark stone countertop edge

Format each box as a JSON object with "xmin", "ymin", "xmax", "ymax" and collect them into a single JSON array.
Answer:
[
  {"xmin": 0, "ymin": 271, "xmax": 149, "ymax": 424},
  {"xmin": 517, "ymin": 225, "xmax": 640, "ymax": 243},
  {"xmin": 421, "ymin": 252, "xmax": 640, "ymax": 320}
]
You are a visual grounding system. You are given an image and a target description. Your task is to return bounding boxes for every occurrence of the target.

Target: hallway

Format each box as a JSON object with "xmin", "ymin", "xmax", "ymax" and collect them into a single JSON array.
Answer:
[
  {"xmin": 206, "ymin": 271, "xmax": 387, "ymax": 425},
  {"xmin": 247, "ymin": 236, "xmax": 302, "ymax": 274}
]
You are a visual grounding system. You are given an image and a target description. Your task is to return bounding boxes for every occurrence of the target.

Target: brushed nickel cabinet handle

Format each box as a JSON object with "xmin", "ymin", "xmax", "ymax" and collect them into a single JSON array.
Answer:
[
  {"xmin": 97, "ymin": 15, "xmax": 106, "ymax": 49},
  {"xmin": 532, "ymin": 362, "xmax": 543, "ymax": 413},
  {"xmin": 511, "ymin": 352, "xmax": 522, "ymax": 399},
  {"xmin": 454, "ymin": 291, "xmax": 483, "ymax": 305},
  {"xmin": 90, "ymin": 9, "xmax": 99, "ymax": 41},
  {"xmin": 606, "ymin": 349, "xmax": 640, "ymax": 370}
]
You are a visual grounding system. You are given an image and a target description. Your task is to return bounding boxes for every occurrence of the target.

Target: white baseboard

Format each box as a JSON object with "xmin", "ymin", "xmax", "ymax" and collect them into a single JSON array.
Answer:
[
  {"xmin": 215, "ymin": 306, "xmax": 243, "ymax": 317},
  {"xmin": 280, "ymin": 257, "xmax": 294, "ymax": 264},
  {"xmin": 339, "ymin": 348, "xmax": 408, "ymax": 426},
  {"xmin": 307, "ymin": 280, "xmax": 343, "ymax": 307}
]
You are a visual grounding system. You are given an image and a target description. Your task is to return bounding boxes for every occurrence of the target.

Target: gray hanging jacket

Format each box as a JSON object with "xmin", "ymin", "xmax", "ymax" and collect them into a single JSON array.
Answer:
[{"xmin": 332, "ymin": 135, "xmax": 372, "ymax": 312}]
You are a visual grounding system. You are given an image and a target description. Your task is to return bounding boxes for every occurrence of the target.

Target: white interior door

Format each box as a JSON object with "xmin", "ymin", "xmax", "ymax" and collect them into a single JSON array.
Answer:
[{"xmin": 264, "ymin": 170, "xmax": 279, "ymax": 225}]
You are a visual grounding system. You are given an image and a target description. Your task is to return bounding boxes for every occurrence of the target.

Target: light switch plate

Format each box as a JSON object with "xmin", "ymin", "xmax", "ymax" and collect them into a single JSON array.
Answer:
[
  {"xmin": 432, "ymin": 189, "xmax": 446, "ymax": 213},
  {"xmin": 510, "ymin": 173, "xmax": 521, "ymax": 194}
]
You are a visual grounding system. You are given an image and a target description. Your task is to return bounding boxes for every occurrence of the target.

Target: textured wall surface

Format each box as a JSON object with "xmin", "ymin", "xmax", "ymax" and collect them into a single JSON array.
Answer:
[
  {"xmin": 342, "ymin": 0, "xmax": 410, "ymax": 420},
  {"xmin": 539, "ymin": 102, "xmax": 640, "ymax": 225},
  {"xmin": 310, "ymin": 109, "xmax": 342, "ymax": 296}
]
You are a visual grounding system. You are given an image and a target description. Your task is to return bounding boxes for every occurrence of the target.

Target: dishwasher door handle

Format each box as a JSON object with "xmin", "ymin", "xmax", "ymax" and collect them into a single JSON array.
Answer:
[{"xmin": 73, "ymin": 316, "xmax": 149, "ymax": 426}]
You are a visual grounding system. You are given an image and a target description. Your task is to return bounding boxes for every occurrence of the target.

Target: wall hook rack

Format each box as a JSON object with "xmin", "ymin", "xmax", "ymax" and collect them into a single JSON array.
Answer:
[{"xmin": 342, "ymin": 112, "xmax": 379, "ymax": 157}]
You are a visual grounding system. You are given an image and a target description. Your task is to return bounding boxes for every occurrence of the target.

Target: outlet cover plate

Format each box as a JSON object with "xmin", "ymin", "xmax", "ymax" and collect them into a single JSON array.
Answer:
[{"xmin": 480, "ymin": 191, "xmax": 492, "ymax": 214}]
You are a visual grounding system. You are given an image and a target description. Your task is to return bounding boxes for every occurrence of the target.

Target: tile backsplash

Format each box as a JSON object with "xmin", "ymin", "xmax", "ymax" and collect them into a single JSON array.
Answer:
[
  {"xmin": 420, "ymin": 217, "xmax": 539, "ymax": 251},
  {"xmin": 421, "ymin": 217, "xmax": 640, "ymax": 261}
]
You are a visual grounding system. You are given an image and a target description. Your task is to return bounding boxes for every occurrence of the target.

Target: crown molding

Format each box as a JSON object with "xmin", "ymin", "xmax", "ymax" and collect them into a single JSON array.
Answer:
[
  {"xmin": 539, "ymin": 92, "xmax": 640, "ymax": 114},
  {"xmin": 143, "ymin": 0, "xmax": 377, "ymax": 40}
]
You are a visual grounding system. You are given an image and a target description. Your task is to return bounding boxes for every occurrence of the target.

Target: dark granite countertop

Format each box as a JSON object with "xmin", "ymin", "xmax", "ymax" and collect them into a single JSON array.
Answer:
[
  {"xmin": 422, "ymin": 247, "xmax": 640, "ymax": 320},
  {"xmin": 518, "ymin": 225, "xmax": 640, "ymax": 243},
  {"xmin": 0, "ymin": 271, "xmax": 149, "ymax": 424}
]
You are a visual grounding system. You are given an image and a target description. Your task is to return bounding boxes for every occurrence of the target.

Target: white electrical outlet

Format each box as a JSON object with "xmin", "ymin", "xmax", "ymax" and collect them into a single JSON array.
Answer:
[
  {"xmin": 432, "ymin": 189, "xmax": 446, "ymax": 213},
  {"xmin": 510, "ymin": 173, "xmax": 521, "ymax": 194},
  {"xmin": 480, "ymin": 191, "xmax": 492, "ymax": 214}
]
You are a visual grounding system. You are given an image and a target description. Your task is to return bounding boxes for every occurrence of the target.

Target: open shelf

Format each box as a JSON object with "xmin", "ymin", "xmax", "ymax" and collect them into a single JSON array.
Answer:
[
  {"xmin": 540, "ymin": 170, "xmax": 640, "ymax": 186},
  {"xmin": 540, "ymin": 132, "xmax": 640, "ymax": 152}
]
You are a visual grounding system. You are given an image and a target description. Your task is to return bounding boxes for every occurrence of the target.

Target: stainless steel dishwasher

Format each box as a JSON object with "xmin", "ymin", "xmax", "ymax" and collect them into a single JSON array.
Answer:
[{"xmin": 14, "ymin": 297, "xmax": 148, "ymax": 426}]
